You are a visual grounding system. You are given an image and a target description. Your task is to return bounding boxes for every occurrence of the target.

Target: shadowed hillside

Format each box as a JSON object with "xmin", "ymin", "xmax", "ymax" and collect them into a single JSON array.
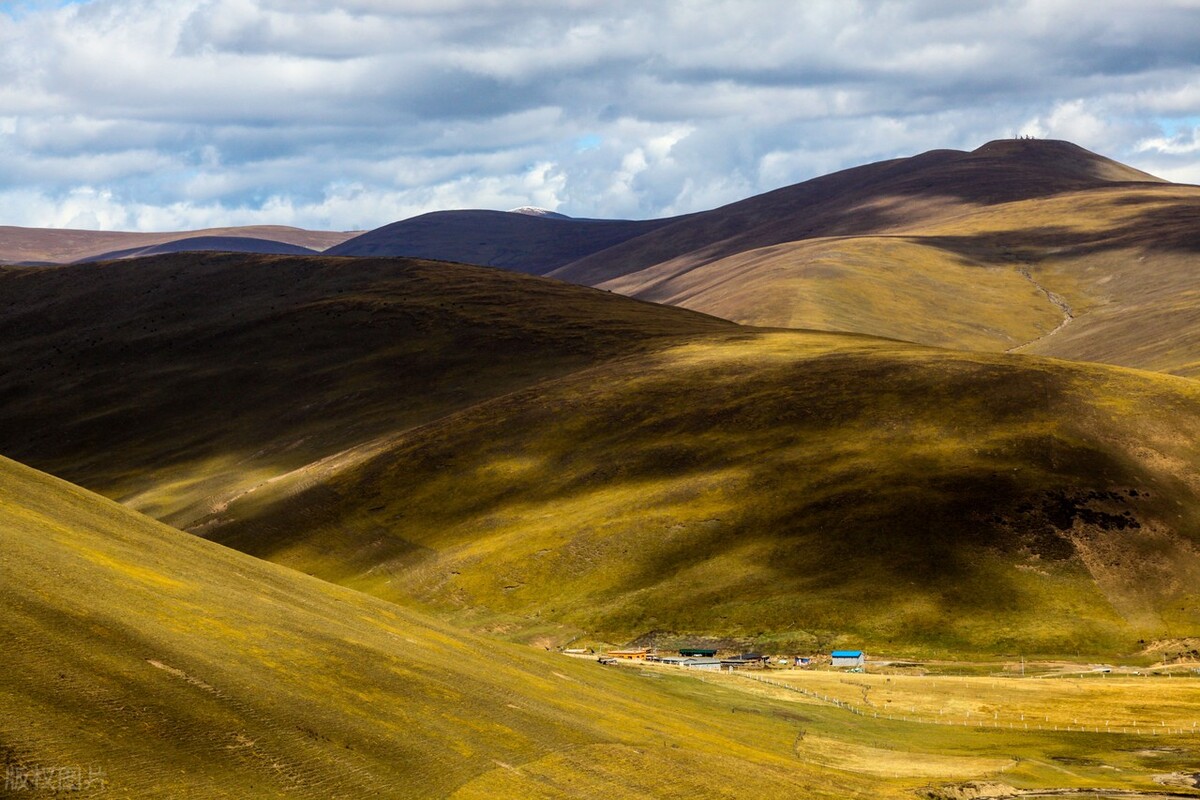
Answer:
[
  {"xmin": 203, "ymin": 330, "xmax": 1200, "ymax": 658},
  {"xmin": 0, "ymin": 253, "xmax": 736, "ymax": 527},
  {"xmin": 1, "ymin": 454, "xmax": 912, "ymax": 798},
  {"xmin": 327, "ymin": 209, "xmax": 680, "ymax": 274}
]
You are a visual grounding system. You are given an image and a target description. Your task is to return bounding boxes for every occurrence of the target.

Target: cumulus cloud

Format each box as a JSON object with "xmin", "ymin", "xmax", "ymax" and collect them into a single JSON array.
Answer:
[{"xmin": 0, "ymin": 0, "xmax": 1197, "ymax": 230}]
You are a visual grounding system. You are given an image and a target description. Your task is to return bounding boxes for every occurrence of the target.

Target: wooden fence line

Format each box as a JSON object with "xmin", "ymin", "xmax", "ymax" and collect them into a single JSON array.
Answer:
[{"xmin": 738, "ymin": 675, "xmax": 1200, "ymax": 736}]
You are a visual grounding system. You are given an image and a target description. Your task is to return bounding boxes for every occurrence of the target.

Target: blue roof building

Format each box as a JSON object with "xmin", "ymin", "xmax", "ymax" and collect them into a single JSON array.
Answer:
[{"xmin": 830, "ymin": 650, "xmax": 865, "ymax": 666}]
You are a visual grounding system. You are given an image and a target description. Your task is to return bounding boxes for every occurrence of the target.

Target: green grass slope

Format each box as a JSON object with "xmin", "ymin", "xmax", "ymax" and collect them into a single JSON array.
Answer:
[
  {"xmin": 205, "ymin": 331, "xmax": 1200, "ymax": 658},
  {"xmin": 1, "ymin": 453, "xmax": 915, "ymax": 798},
  {"xmin": 0, "ymin": 253, "xmax": 735, "ymax": 527}
]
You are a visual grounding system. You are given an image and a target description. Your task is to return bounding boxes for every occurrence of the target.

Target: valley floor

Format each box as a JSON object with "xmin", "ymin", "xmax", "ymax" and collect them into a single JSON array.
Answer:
[{"xmin": 574, "ymin": 655, "xmax": 1200, "ymax": 798}]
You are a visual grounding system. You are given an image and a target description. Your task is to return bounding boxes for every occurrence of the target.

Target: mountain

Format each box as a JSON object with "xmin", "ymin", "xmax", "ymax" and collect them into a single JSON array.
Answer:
[
  {"xmin": 0, "ymin": 252, "xmax": 735, "ymax": 529},
  {"xmin": 83, "ymin": 235, "xmax": 320, "ymax": 261},
  {"xmin": 508, "ymin": 205, "xmax": 571, "ymax": 218},
  {"xmin": 550, "ymin": 140, "xmax": 1200, "ymax": 377},
  {"xmin": 4, "ymin": 251, "xmax": 1199, "ymax": 657},
  {"xmin": 1, "ymin": 452, "xmax": 898, "ymax": 798},
  {"xmin": 325, "ymin": 209, "xmax": 680, "ymax": 274},
  {"xmin": 550, "ymin": 139, "xmax": 1166, "ymax": 287},
  {"xmin": 0, "ymin": 224, "xmax": 356, "ymax": 265},
  {"xmin": 317, "ymin": 140, "xmax": 1200, "ymax": 379}
]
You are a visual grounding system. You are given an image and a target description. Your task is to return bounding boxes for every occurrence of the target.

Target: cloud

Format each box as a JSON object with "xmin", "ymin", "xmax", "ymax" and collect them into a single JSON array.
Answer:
[{"xmin": 0, "ymin": 0, "xmax": 1198, "ymax": 231}]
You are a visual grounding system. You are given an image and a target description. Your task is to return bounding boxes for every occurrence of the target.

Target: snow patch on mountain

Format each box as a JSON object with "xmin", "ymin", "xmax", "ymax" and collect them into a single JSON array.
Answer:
[{"xmin": 507, "ymin": 206, "xmax": 570, "ymax": 219}]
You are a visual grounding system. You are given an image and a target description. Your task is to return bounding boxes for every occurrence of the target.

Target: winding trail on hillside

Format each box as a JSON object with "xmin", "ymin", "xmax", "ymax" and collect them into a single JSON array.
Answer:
[{"xmin": 1008, "ymin": 265, "xmax": 1076, "ymax": 353}]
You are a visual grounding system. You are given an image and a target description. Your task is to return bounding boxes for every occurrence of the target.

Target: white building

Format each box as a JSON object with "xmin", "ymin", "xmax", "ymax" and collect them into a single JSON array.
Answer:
[{"xmin": 830, "ymin": 650, "xmax": 865, "ymax": 667}]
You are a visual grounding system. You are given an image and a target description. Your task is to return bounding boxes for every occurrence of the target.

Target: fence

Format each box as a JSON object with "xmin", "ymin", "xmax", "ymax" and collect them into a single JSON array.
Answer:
[{"xmin": 737, "ymin": 674, "xmax": 1200, "ymax": 737}]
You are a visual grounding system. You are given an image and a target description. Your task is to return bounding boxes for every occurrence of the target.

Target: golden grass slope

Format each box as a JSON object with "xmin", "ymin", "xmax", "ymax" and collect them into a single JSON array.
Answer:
[
  {"xmin": 600, "ymin": 236, "xmax": 1063, "ymax": 351},
  {"xmin": 1, "ymin": 453, "xmax": 920, "ymax": 798},
  {"xmin": 555, "ymin": 140, "xmax": 1200, "ymax": 377},
  {"xmin": 0, "ymin": 253, "xmax": 735, "ymax": 528},
  {"xmin": 204, "ymin": 329, "xmax": 1200, "ymax": 658}
]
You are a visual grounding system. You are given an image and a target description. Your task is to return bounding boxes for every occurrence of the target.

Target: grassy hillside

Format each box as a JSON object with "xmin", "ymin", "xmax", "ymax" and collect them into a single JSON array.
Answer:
[
  {"xmin": 2, "ymin": 453, "xmax": 937, "ymax": 798},
  {"xmin": 908, "ymin": 184, "xmax": 1200, "ymax": 377},
  {"xmin": 601, "ymin": 235, "xmax": 1063, "ymax": 350},
  {"xmin": 5, "ymin": 252, "xmax": 1200, "ymax": 657},
  {"xmin": 548, "ymin": 140, "xmax": 1200, "ymax": 377},
  {"xmin": 205, "ymin": 330, "xmax": 1200, "ymax": 658},
  {"xmin": 0, "ymin": 253, "xmax": 735, "ymax": 528},
  {"xmin": 551, "ymin": 139, "xmax": 1164, "ymax": 287}
]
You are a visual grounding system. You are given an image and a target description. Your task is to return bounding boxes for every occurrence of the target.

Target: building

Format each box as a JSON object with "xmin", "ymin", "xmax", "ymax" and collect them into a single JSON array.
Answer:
[
  {"xmin": 679, "ymin": 648, "xmax": 718, "ymax": 658},
  {"xmin": 720, "ymin": 653, "xmax": 768, "ymax": 670},
  {"xmin": 830, "ymin": 650, "xmax": 865, "ymax": 667},
  {"xmin": 653, "ymin": 656, "xmax": 691, "ymax": 666},
  {"xmin": 605, "ymin": 648, "xmax": 650, "ymax": 661},
  {"xmin": 652, "ymin": 655, "xmax": 724, "ymax": 671}
]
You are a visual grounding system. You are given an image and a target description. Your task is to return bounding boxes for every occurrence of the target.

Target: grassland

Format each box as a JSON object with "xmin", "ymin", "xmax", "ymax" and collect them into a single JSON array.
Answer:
[
  {"xmin": 2, "ymin": 453, "xmax": 928, "ymax": 798},
  {"xmin": 4, "ymin": 142, "xmax": 1200, "ymax": 795},
  {"xmin": 648, "ymin": 663, "xmax": 1200, "ymax": 796},
  {"xmin": 7, "ymin": 450, "xmax": 1200, "ymax": 797},
  {"xmin": 603, "ymin": 235, "xmax": 1063, "ymax": 350},
  {"xmin": 4, "ymin": 252, "xmax": 1200, "ymax": 658},
  {"xmin": 204, "ymin": 329, "xmax": 1200, "ymax": 658}
]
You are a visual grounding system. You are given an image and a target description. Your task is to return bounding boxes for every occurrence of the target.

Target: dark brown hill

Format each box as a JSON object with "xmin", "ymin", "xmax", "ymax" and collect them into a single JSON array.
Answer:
[
  {"xmin": 0, "ymin": 224, "xmax": 356, "ymax": 264},
  {"xmin": 326, "ymin": 209, "xmax": 680, "ymax": 274},
  {"xmin": 84, "ymin": 235, "xmax": 319, "ymax": 261}
]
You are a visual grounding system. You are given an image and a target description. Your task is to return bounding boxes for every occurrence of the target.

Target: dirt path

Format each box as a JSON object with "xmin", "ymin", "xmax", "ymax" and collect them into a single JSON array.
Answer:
[{"xmin": 1008, "ymin": 266, "xmax": 1075, "ymax": 353}]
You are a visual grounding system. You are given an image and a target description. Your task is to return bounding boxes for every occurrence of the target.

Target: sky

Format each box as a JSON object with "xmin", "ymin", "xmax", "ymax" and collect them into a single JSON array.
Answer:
[{"xmin": 1, "ymin": 0, "xmax": 1199, "ymax": 232}]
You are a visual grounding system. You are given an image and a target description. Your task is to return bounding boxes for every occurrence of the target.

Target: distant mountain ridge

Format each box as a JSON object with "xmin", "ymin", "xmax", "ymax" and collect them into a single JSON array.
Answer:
[
  {"xmin": 324, "ymin": 140, "xmax": 1200, "ymax": 379},
  {"xmin": 325, "ymin": 209, "xmax": 680, "ymax": 274},
  {"xmin": 0, "ymin": 224, "xmax": 356, "ymax": 265},
  {"xmin": 84, "ymin": 235, "xmax": 319, "ymax": 262}
]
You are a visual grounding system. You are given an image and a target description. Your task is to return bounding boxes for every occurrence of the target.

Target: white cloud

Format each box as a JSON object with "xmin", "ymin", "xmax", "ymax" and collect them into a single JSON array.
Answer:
[{"xmin": 0, "ymin": 0, "xmax": 1197, "ymax": 230}]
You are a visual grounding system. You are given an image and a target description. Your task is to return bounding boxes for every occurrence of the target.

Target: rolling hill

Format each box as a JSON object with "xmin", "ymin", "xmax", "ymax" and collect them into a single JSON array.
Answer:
[
  {"xmin": 4, "ymin": 251, "xmax": 1200, "ymax": 658},
  {"xmin": 553, "ymin": 140, "xmax": 1200, "ymax": 377},
  {"xmin": 0, "ymin": 224, "xmax": 356, "ymax": 265},
  {"xmin": 201, "ymin": 328, "xmax": 1200, "ymax": 657},
  {"xmin": 325, "ymin": 209, "xmax": 680, "ymax": 274},
  {"xmin": 315, "ymin": 140, "xmax": 1200, "ymax": 378},
  {"xmin": 550, "ymin": 139, "xmax": 1165, "ymax": 288},
  {"xmin": 0, "ymin": 252, "xmax": 736, "ymax": 529},
  {"xmin": 84, "ymin": 235, "xmax": 320, "ymax": 261},
  {"xmin": 2, "ymin": 453, "xmax": 910, "ymax": 798}
]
